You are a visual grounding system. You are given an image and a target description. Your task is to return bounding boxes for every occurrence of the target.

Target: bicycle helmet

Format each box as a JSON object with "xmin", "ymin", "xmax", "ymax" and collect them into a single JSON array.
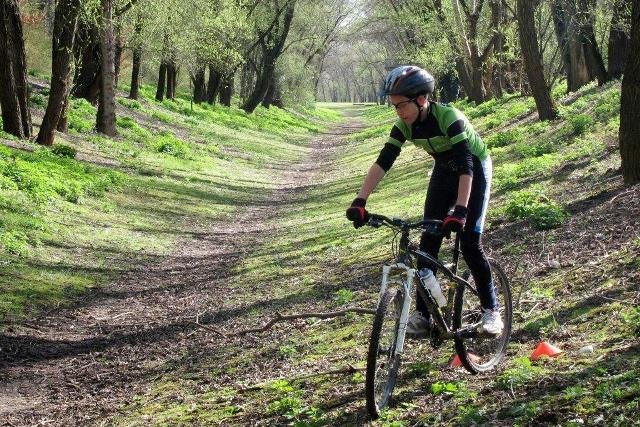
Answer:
[{"xmin": 382, "ymin": 65, "xmax": 435, "ymax": 97}]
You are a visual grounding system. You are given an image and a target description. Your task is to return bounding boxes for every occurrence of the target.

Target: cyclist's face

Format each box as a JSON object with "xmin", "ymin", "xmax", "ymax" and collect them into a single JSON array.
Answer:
[{"xmin": 389, "ymin": 95, "xmax": 426, "ymax": 124}]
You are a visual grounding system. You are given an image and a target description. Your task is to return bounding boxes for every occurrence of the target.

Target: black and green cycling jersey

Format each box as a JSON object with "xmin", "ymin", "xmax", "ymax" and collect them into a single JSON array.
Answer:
[{"xmin": 375, "ymin": 102, "xmax": 488, "ymax": 176}]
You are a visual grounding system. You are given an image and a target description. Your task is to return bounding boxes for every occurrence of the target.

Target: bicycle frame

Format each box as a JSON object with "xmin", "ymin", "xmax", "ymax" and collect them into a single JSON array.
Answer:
[
  {"xmin": 375, "ymin": 223, "xmax": 484, "ymax": 354},
  {"xmin": 412, "ymin": 244, "xmax": 483, "ymax": 339}
]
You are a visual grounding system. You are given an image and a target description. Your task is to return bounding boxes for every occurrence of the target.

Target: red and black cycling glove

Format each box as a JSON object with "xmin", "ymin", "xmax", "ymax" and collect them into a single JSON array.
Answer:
[
  {"xmin": 442, "ymin": 205, "xmax": 468, "ymax": 238},
  {"xmin": 346, "ymin": 197, "xmax": 369, "ymax": 229}
]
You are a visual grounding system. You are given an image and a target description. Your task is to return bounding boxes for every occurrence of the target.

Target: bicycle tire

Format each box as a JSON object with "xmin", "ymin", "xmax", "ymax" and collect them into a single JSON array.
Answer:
[
  {"xmin": 453, "ymin": 258, "xmax": 512, "ymax": 374},
  {"xmin": 365, "ymin": 287, "xmax": 403, "ymax": 418}
]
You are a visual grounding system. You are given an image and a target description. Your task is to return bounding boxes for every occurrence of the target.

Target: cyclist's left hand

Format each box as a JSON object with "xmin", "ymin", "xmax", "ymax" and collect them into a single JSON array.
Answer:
[{"xmin": 442, "ymin": 205, "xmax": 468, "ymax": 238}]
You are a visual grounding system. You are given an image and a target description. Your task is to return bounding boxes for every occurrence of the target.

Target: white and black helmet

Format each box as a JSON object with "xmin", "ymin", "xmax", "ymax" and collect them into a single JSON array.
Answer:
[{"xmin": 382, "ymin": 65, "xmax": 435, "ymax": 97}]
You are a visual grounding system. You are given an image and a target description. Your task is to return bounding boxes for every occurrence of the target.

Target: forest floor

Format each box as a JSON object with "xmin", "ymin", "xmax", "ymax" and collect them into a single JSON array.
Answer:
[
  {"xmin": 1, "ymin": 88, "xmax": 639, "ymax": 426},
  {"xmin": 0, "ymin": 107, "xmax": 369, "ymax": 425}
]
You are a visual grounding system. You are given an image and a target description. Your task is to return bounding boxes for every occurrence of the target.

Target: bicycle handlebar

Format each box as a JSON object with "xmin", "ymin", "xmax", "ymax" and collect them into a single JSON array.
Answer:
[{"xmin": 367, "ymin": 213, "xmax": 443, "ymax": 233}]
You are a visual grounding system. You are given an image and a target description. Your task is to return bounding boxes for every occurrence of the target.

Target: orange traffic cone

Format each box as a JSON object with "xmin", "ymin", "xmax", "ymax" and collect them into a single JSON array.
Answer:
[
  {"xmin": 450, "ymin": 353, "xmax": 480, "ymax": 368},
  {"xmin": 530, "ymin": 341, "xmax": 563, "ymax": 361}
]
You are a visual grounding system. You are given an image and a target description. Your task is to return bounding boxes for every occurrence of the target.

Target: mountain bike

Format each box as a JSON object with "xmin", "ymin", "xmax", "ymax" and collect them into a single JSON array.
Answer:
[{"xmin": 364, "ymin": 213, "xmax": 512, "ymax": 418}]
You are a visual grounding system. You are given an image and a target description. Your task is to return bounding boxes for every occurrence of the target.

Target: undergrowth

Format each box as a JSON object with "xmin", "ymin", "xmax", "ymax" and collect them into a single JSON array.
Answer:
[{"xmin": 0, "ymin": 83, "xmax": 337, "ymax": 321}]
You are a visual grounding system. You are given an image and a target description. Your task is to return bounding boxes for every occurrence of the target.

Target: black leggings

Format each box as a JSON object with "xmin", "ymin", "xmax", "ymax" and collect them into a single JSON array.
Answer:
[{"xmin": 416, "ymin": 158, "xmax": 497, "ymax": 318}]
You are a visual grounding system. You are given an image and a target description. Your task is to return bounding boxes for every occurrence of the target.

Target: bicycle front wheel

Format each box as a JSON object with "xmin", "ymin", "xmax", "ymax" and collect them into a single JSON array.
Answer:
[
  {"xmin": 365, "ymin": 287, "xmax": 403, "ymax": 418},
  {"xmin": 453, "ymin": 258, "xmax": 512, "ymax": 374}
]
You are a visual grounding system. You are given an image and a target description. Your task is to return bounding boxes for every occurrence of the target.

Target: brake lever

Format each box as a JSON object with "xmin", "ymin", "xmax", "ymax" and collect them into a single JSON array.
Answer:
[{"xmin": 368, "ymin": 217, "xmax": 384, "ymax": 228}]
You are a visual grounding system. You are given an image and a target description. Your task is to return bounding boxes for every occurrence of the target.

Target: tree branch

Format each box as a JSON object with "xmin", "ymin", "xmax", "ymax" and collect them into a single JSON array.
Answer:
[
  {"xmin": 191, "ymin": 306, "xmax": 376, "ymax": 339},
  {"xmin": 234, "ymin": 307, "xmax": 376, "ymax": 336}
]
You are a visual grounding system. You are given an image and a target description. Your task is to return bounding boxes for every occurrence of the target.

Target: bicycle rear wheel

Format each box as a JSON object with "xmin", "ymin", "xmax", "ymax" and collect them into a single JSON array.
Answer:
[
  {"xmin": 453, "ymin": 258, "xmax": 512, "ymax": 374},
  {"xmin": 365, "ymin": 287, "xmax": 403, "ymax": 418}
]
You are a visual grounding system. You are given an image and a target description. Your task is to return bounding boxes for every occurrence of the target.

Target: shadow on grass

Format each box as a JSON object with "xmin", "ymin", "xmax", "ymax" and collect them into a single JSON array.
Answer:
[{"xmin": 0, "ymin": 257, "xmax": 379, "ymax": 369}]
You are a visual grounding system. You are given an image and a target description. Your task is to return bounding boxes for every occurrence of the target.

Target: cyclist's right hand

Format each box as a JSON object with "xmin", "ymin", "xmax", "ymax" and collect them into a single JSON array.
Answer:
[{"xmin": 346, "ymin": 197, "xmax": 369, "ymax": 228}]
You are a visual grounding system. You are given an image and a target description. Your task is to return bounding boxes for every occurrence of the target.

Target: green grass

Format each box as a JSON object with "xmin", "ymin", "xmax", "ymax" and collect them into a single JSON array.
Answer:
[
  {"xmin": 3, "ymin": 62, "xmax": 632, "ymax": 425},
  {"xmin": 137, "ymin": 81, "xmax": 630, "ymax": 425},
  {"xmin": 0, "ymin": 86, "xmax": 336, "ymax": 321}
]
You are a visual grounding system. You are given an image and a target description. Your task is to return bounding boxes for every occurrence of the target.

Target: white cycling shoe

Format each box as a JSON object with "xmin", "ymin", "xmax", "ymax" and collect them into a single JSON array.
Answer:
[{"xmin": 479, "ymin": 308, "xmax": 504, "ymax": 336}]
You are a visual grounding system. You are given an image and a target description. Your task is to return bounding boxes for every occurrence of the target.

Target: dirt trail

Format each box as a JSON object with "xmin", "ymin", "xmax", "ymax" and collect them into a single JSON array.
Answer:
[{"xmin": 0, "ymin": 114, "xmax": 366, "ymax": 425}]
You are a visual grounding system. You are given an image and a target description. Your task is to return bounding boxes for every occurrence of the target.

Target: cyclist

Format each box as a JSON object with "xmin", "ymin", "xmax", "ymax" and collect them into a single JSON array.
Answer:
[{"xmin": 346, "ymin": 65, "xmax": 503, "ymax": 336}]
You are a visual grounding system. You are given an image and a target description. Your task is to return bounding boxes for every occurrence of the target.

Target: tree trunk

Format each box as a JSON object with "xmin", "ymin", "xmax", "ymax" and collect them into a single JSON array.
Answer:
[
  {"xmin": 619, "ymin": 0, "xmax": 640, "ymax": 183},
  {"xmin": 166, "ymin": 62, "xmax": 173, "ymax": 100},
  {"xmin": 241, "ymin": 2, "xmax": 295, "ymax": 113},
  {"xmin": 455, "ymin": 59, "xmax": 472, "ymax": 100},
  {"xmin": 262, "ymin": 73, "xmax": 283, "ymax": 108},
  {"xmin": 129, "ymin": 46, "xmax": 141, "ymax": 99},
  {"xmin": 554, "ymin": 1, "xmax": 596, "ymax": 91},
  {"xmin": 551, "ymin": 0, "xmax": 571, "ymax": 82},
  {"xmin": 128, "ymin": 18, "xmax": 143, "ymax": 99},
  {"xmin": 219, "ymin": 74, "xmax": 233, "ymax": 107},
  {"xmin": 243, "ymin": 59, "xmax": 274, "ymax": 112},
  {"xmin": 166, "ymin": 61, "xmax": 176, "ymax": 100},
  {"xmin": 517, "ymin": 0, "xmax": 558, "ymax": 121},
  {"xmin": 170, "ymin": 63, "xmax": 177, "ymax": 99},
  {"xmin": 57, "ymin": 97, "xmax": 69, "ymax": 132},
  {"xmin": 36, "ymin": 0, "xmax": 81, "ymax": 146},
  {"xmin": 71, "ymin": 23, "xmax": 101, "ymax": 103},
  {"xmin": 240, "ymin": 60, "xmax": 255, "ymax": 100},
  {"xmin": 439, "ymin": 67, "xmax": 460, "ymax": 103},
  {"xmin": 469, "ymin": 59, "xmax": 485, "ymax": 103},
  {"xmin": 562, "ymin": 0, "xmax": 608, "ymax": 91},
  {"xmin": 191, "ymin": 67, "xmax": 206, "ymax": 103},
  {"xmin": 155, "ymin": 61, "xmax": 166, "ymax": 101},
  {"xmin": 607, "ymin": 0, "xmax": 631, "ymax": 80},
  {"xmin": 577, "ymin": 0, "xmax": 608, "ymax": 85},
  {"xmin": 0, "ymin": 0, "xmax": 32, "ymax": 138},
  {"xmin": 567, "ymin": 34, "xmax": 591, "ymax": 91},
  {"xmin": 206, "ymin": 65, "xmax": 220, "ymax": 104},
  {"xmin": 171, "ymin": 65, "xmax": 177, "ymax": 99},
  {"xmin": 262, "ymin": 82, "xmax": 274, "ymax": 108},
  {"xmin": 96, "ymin": 0, "xmax": 117, "ymax": 136},
  {"xmin": 114, "ymin": 29, "xmax": 123, "ymax": 87}
]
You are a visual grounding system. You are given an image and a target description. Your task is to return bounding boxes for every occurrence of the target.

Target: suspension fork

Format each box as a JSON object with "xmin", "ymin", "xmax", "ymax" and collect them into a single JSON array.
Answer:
[{"xmin": 379, "ymin": 264, "xmax": 415, "ymax": 356}]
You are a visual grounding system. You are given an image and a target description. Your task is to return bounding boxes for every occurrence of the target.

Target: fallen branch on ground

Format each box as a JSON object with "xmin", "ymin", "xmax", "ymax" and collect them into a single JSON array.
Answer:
[
  {"xmin": 192, "ymin": 306, "xmax": 376, "ymax": 338},
  {"xmin": 234, "ymin": 307, "xmax": 376, "ymax": 336}
]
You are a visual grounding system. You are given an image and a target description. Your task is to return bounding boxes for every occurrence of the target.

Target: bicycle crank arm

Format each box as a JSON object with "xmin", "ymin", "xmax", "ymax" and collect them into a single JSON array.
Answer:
[{"xmin": 447, "ymin": 322, "xmax": 483, "ymax": 339}]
